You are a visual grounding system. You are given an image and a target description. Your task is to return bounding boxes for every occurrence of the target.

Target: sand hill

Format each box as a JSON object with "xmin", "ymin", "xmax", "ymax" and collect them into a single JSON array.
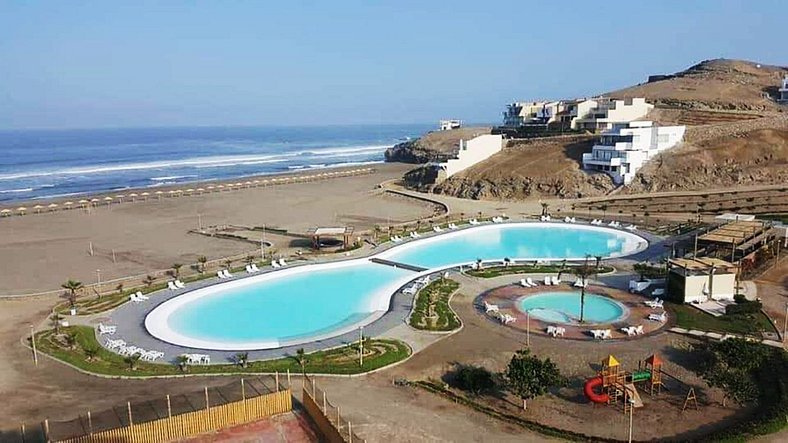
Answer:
[{"xmin": 392, "ymin": 59, "xmax": 788, "ymax": 200}]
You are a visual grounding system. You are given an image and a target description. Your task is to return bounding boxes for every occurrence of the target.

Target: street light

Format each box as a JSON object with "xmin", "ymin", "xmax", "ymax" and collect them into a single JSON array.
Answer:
[
  {"xmin": 627, "ymin": 398, "xmax": 635, "ymax": 443},
  {"xmin": 96, "ymin": 269, "xmax": 101, "ymax": 293}
]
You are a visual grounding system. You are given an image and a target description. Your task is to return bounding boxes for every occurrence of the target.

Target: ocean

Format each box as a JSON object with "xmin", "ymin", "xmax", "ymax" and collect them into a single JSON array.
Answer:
[{"xmin": 0, "ymin": 124, "xmax": 431, "ymax": 203}]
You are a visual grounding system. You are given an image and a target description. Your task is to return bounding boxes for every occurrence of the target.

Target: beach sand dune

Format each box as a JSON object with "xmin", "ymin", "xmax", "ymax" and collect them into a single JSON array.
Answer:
[{"xmin": 0, "ymin": 164, "xmax": 433, "ymax": 294}]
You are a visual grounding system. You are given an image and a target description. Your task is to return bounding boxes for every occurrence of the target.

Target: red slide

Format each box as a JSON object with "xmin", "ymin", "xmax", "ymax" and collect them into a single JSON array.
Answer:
[{"xmin": 583, "ymin": 376, "xmax": 609, "ymax": 404}]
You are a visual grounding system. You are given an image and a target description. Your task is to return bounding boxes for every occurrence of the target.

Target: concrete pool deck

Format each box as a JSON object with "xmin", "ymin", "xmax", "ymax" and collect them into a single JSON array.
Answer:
[{"xmin": 68, "ymin": 220, "xmax": 666, "ymax": 364}]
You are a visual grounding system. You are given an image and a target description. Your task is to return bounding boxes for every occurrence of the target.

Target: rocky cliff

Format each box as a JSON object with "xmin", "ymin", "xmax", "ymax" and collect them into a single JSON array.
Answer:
[{"xmin": 384, "ymin": 127, "xmax": 491, "ymax": 163}]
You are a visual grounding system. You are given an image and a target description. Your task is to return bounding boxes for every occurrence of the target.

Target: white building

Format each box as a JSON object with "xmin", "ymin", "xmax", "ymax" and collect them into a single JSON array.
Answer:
[
  {"xmin": 502, "ymin": 97, "xmax": 653, "ymax": 132},
  {"xmin": 571, "ymin": 97, "xmax": 653, "ymax": 131},
  {"xmin": 439, "ymin": 119, "xmax": 463, "ymax": 131},
  {"xmin": 582, "ymin": 121, "xmax": 685, "ymax": 185},
  {"xmin": 778, "ymin": 75, "xmax": 788, "ymax": 102},
  {"xmin": 437, "ymin": 134, "xmax": 503, "ymax": 178}
]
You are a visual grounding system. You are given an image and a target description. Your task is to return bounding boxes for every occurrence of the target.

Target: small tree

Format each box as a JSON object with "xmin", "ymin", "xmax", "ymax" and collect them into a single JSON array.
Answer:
[
  {"xmin": 694, "ymin": 338, "xmax": 770, "ymax": 406},
  {"xmin": 224, "ymin": 259, "xmax": 233, "ymax": 271},
  {"xmin": 295, "ymin": 348, "xmax": 308, "ymax": 374},
  {"xmin": 124, "ymin": 353, "xmax": 141, "ymax": 371},
  {"xmin": 61, "ymin": 280, "xmax": 83, "ymax": 307},
  {"xmin": 115, "ymin": 283, "xmax": 124, "ymax": 295},
  {"xmin": 84, "ymin": 345, "xmax": 99, "ymax": 361},
  {"xmin": 175, "ymin": 355, "xmax": 190, "ymax": 372},
  {"xmin": 505, "ymin": 349, "xmax": 564, "ymax": 410},
  {"xmin": 197, "ymin": 256, "xmax": 208, "ymax": 273},
  {"xmin": 245, "ymin": 255, "xmax": 254, "ymax": 265},
  {"xmin": 171, "ymin": 263, "xmax": 183, "ymax": 278},
  {"xmin": 50, "ymin": 313, "xmax": 63, "ymax": 334},
  {"xmin": 540, "ymin": 202, "xmax": 549, "ymax": 216},
  {"xmin": 143, "ymin": 275, "xmax": 156, "ymax": 288},
  {"xmin": 63, "ymin": 332, "xmax": 78, "ymax": 350},
  {"xmin": 235, "ymin": 352, "xmax": 249, "ymax": 369}
]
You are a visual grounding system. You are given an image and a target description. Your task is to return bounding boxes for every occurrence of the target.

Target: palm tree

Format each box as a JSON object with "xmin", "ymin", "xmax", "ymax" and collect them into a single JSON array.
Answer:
[
  {"xmin": 175, "ymin": 355, "xmax": 190, "ymax": 372},
  {"xmin": 171, "ymin": 263, "xmax": 183, "ymax": 278},
  {"xmin": 143, "ymin": 275, "xmax": 156, "ymax": 288},
  {"xmin": 540, "ymin": 202, "xmax": 549, "ymax": 216},
  {"xmin": 124, "ymin": 353, "xmax": 141, "ymax": 371},
  {"xmin": 570, "ymin": 256, "xmax": 595, "ymax": 323},
  {"xmin": 245, "ymin": 255, "xmax": 254, "ymax": 265},
  {"xmin": 197, "ymin": 256, "xmax": 208, "ymax": 273},
  {"xmin": 115, "ymin": 283, "xmax": 124, "ymax": 295},
  {"xmin": 599, "ymin": 204, "xmax": 608, "ymax": 221},
  {"xmin": 50, "ymin": 313, "xmax": 63, "ymax": 334},
  {"xmin": 295, "ymin": 348, "xmax": 307, "ymax": 374},
  {"xmin": 61, "ymin": 280, "xmax": 83, "ymax": 307},
  {"xmin": 84, "ymin": 346, "xmax": 99, "ymax": 361},
  {"xmin": 224, "ymin": 259, "xmax": 233, "ymax": 271},
  {"xmin": 235, "ymin": 352, "xmax": 249, "ymax": 369}
]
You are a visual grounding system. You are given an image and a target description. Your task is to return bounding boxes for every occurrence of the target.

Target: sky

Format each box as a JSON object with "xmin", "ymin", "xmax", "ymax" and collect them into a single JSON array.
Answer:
[{"xmin": 0, "ymin": 0, "xmax": 785, "ymax": 130}]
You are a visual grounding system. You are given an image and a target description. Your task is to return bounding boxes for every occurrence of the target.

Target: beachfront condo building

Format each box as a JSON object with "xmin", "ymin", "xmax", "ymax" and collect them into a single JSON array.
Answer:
[
  {"xmin": 503, "ymin": 97, "xmax": 653, "ymax": 132},
  {"xmin": 778, "ymin": 75, "xmax": 788, "ymax": 102},
  {"xmin": 582, "ymin": 121, "xmax": 685, "ymax": 185},
  {"xmin": 434, "ymin": 134, "xmax": 504, "ymax": 180}
]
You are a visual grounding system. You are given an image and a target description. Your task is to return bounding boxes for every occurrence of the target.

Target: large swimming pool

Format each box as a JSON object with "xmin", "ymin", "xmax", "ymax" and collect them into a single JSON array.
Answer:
[
  {"xmin": 518, "ymin": 291, "xmax": 627, "ymax": 324},
  {"xmin": 145, "ymin": 223, "xmax": 646, "ymax": 350}
]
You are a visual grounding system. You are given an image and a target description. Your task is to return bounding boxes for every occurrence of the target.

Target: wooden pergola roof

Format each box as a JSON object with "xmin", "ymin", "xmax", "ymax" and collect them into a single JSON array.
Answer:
[
  {"xmin": 669, "ymin": 257, "xmax": 737, "ymax": 272},
  {"xmin": 698, "ymin": 221, "xmax": 765, "ymax": 245}
]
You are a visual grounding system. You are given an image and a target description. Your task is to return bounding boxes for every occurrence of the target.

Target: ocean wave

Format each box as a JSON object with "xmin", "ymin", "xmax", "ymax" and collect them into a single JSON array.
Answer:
[
  {"xmin": 149, "ymin": 175, "xmax": 198, "ymax": 181},
  {"xmin": 0, "ymin": 187, "xmax": 34, "ymax": 194},
  {"xmin": 0, "ymin": 143, "xmax": 393, "ymax": 181}
]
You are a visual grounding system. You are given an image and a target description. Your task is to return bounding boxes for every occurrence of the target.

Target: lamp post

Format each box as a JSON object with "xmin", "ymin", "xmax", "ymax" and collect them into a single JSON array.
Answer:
[
  {"xmin": 30, "ymin": 325, "xmax": 38, "ymax": 366},
  {"xmin": 526, "ymin": 310, "xmax": 530, "ymax": 346},
  {"xmin": 96, "ymin": 269, "xmax": 101, "ymax": 293},
  {"xmin": 628, "ymin": 398, "xmax": 635, "ymax": 443}
]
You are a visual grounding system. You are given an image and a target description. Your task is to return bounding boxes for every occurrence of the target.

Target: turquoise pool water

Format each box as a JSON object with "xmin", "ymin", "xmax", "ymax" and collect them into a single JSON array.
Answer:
[
  {"xmin": 518, "ymin": 291, "xmax": 626, "ymax": 324},
  {"xmin": 145, "ymin": 223, "xmax": 645, "ymax": 350},
  {"xmin": 380, "ymin": 224, "xmax": 642, "ymax": 268}
]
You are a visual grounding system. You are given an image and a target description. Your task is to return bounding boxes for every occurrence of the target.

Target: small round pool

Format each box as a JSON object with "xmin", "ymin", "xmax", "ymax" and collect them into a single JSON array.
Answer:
[{"xmin": 517, "ymin": 291, "xmax": 626, "ymax": 324}]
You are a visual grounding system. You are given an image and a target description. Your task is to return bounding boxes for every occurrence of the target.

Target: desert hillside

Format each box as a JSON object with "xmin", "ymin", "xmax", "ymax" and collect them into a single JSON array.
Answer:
[{"xmin": 610, "ymin": 58, "xmax": 787, "ymax": 112}]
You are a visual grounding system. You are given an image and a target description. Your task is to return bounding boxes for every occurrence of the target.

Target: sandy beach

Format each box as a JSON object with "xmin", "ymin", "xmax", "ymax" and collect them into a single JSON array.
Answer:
[{"xmin": 0, "ymin": 164, "xmax": 437, "ymax": 294}]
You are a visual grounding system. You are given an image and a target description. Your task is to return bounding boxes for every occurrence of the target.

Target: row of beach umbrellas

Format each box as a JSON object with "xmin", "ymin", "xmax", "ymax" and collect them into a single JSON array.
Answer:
[{"xmin": 0, "ymin": 168, "xmax": 374, "ymax": 217}]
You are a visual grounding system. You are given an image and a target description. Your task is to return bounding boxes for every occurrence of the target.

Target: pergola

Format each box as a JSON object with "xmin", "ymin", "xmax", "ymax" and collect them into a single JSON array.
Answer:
[
  {"xmin": 306, "ymin": 226, "xmax": 354, "ymax": 249},
  {"xmin": 698, "ymin": 221, "xmax": 771, "ymax": 261}
]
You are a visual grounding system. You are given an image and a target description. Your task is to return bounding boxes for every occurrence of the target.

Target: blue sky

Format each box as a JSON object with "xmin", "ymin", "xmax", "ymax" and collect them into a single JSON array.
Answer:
[{"xmin": 0, "ymin": 0, "xmax": 784, "ymax": 129}]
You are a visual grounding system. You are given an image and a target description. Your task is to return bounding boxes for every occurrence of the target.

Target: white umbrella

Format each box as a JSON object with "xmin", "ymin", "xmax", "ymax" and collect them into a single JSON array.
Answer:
[
  {"xmin": 17, "ymin": 207, "xmax": 27, "ymax": 214},
  {"xmin": 48, "ymin": 203, "xmax": 58, "ymax": 211},
  {"xmin": 0, "ymin": 209, "xmax": 11, "ymax": 216},
  {"xmin": 33, "ymin": 204, "xmax": 44, "ymax": 213}
]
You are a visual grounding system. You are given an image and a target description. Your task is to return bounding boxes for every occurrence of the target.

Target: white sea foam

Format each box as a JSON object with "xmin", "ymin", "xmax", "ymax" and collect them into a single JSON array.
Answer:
[
  {"xmin": 0, "ymin": 143, "xmax": 392, "ymax": 181},
  {"xmin": 0, "ymin": 187, "xmax": 34, "ymax": 194}
]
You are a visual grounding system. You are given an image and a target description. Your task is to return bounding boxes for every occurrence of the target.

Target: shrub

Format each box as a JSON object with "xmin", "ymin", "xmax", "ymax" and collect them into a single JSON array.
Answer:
[
  {"xmin": 453, "ymin": 365, "xmax": 496, "ymax": 395},
  {"xmin": 725, "ymin": 300, "xmax": 762, "ymax": 315}
]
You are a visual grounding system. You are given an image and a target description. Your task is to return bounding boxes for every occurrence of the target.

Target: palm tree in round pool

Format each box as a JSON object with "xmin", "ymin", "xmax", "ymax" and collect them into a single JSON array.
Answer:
[{"xmin": 570, "ymin": 255, "xmax": 596, "ymax": 323}]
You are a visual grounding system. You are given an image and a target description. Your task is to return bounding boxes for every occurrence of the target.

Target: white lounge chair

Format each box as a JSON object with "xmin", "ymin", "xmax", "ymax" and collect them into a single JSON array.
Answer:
[
  {"xmin": 251, "ymin": 263, "xmax": 260, "ymax": 272},
  {"xmin": 433, "ymin": 226, "xmax": 443, "ymax": 232},
  {"xmin": 469, "ymin": 219, "xmax": 480, "ymax": 225},
  {"xmin": 519, "ymin": 279, "xmax": 530, "ymax": 287},
  {"xmin": 648, "ymin": 312, "xmax": 667, "ymax": 322},
  {"xmin": 167, "ymin": 281, "xmax": 178, "ymax": 291},
  {"xmin": 136, "ymin": 292, "xmax": 149, "ymax": 301},
  {"xmin": 449, "ymin": 223, "xmax": 458, "ymax": 230},
  {"xmin": 222, "ymin": 269, "xmax": 233, "ymax": 278},
  {"xmin": 547, "ymin": 326, "xmax": 565, "ymax": 337},
  {"xmin": 98, "ymin": 323, "xmax": 116, "ymax": 335},
  {"xmin": 129, "ymin": 294, "xmax": 142, "ymax": 303},
  {"xmin": 525, "ymin": 277, "xmax": 536, "ymax": 287},
  {"xmin": 626, "ymin": 224, "xmax": 637, "ymax": 231},
  {"xmin": 175, "ymin": 280, "xmax": 185, "ymax": 289},
  {"xmin": 246, "ymin": 265, "xmax": 253, "ymax": 273},
  {"xmin": 544, "ymin": 276, "xmax": 552, "ymax": 285},
  {"xmin": 621, "ymin": 326, "xmax": 636, "ymax": 336},
  {"xmin": 484, "ymin": 301, "xmax": 499, "ymax": 313},
  {"xmin": 551, "ymin": 276, "xmax": 561, "ymax": 285},
  {"xmin": 635, "ymin": 325, "xmax": 644, "ymax": 335},
  {"xmin": 501, "ymin": 313, "xmax": 517, "ymax": 324},
  {"xmin": 652, "ymin": 288, "xmax": 665, "ymax": 297},
  {"xmin": 217, "ymin": 270, "xmax": 226, "ymax": 279},
  {"xmin": 271, "ymin": 260, "xmax": 281, "ymax": 269},
  {"xmin": 278, "ymin": 258, "xmax": 287, "ymax": 266},
  {"xmin": 564, "ymin": 216, "xmax": 572, "ymax": 223}
]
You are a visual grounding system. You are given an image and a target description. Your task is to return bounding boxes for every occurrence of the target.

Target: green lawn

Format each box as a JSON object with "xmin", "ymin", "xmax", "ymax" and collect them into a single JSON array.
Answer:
[
  {"xmin": 409, "ymin": 279, "xmax": 461, "ymax": 331},
  {"xmin": 466, "ymin": 265, "xmax": 614, "ymax": 279},
  {"xmin": 672, "ymin": 304, "xmax": 777, "ymax": 335},
  {"xmin": 35, "ymin": 326, "xmax": 411, "ymax": 377},
  {"xmin": 758, "ymin": 213, "xmax": 788, "ymax": 223}
]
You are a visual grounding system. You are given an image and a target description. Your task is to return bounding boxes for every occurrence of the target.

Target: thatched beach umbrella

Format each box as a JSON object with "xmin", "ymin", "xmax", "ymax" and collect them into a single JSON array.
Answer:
[
  {"xmin": 217, "ymin": 184, "xmax": 225, "ymax": 190},
  {"xmin": 33, "ymin": 204, "xmax": 44, "ymax": 213},
  {"xmin": 17, "ymin": 207, "xmax": 27, "ymax": 215},
  {"xmin": 196, "ymin": 187, "xmax": 204, "ymax": 194},
  {"xmin": 115, "ymin": 194, "xmax": 125, "ymax": 202},
  {"xmin": 140, "ymin": 192, "xmax": 149, "ymax": 201},
  {"xmin": 90, "ymin": 198, "xmax": 99, "ymax": 206},
  {"xmin": 103, "ymin": 196, "xmax": 113, "ymax": 206},
  {"xmin": 48, "ymin": 203, "xmax": 58, "ymax": 211},
  {"xmin": 206, "ymin": 185, "xmax": 215, "ymax": 192},
  {"xmin": 64, "ymin": 201, "xmax": 74, "ymax": 209},
  {"xmin": 129, "ymin": 192, "xmax": 138, "ymax": 202},
  {"xmin": 155, "ymin": 191, "xmax": 163, "ymax": 200},
  {"xmin": 0, "ymin": 209, "xmax": 11, "ymax": 217},
  {"xmin": 78, "ymin": 199, "xmax": 88, "ymax": 208},
  {"xmin": 185, "ymin": 188, "xmax": 194, "ymax": 195}
]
